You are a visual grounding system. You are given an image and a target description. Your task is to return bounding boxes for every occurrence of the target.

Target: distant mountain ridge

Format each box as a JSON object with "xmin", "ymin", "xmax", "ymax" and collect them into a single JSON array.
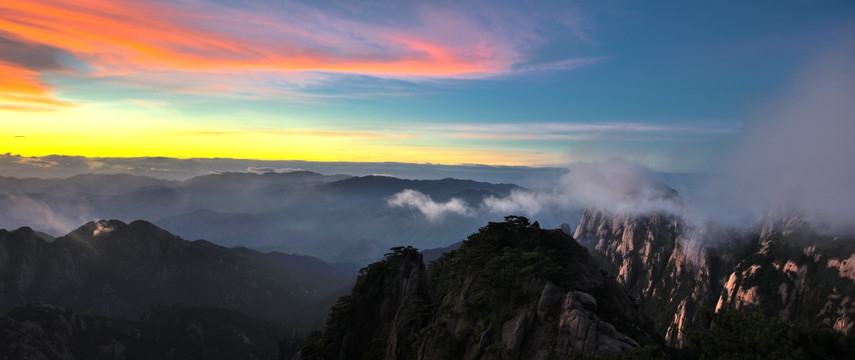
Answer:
[
  {"xmin": 0, "ymin": 220, "xmax": 353, "ymax": 330},
  {"xmin": 0, "ymin": 172, "xmax": 520, "ymax": 264}
]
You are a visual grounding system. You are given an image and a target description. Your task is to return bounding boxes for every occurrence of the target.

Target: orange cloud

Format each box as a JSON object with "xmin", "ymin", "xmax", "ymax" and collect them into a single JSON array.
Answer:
[
  {"xmin": 1, "ymin": 0, "xmax": 550, "ymax": 110},
  {"xmin": 1, "ymin": 0, "xmax": 257, "ymax": 74},
  {"xmin": 0, "ymin": 0, "xmax": 516, "ymax": 79},
  {"xmin": 0, "ymin": 62, "xmax": 71, "ymax": 111}
]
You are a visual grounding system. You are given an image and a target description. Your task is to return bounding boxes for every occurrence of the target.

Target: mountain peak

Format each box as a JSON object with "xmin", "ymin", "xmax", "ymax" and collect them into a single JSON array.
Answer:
[
  {"xmin": 296, "ymin": 217, "xmax": 660, "ymax": 359},
  {"xmin": 67, "ymin": 219, "xmax": 128, "ymax": 239}
]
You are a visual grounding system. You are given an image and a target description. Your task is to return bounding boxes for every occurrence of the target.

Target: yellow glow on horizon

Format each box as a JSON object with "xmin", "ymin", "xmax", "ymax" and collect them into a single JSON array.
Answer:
[
  {"xmin": 1, "ymin": 108, "xmax": 560, "ymax": 167},
  {"xmin": 2, "ymin": 133, "xmax": 556, "ymax": 166}
]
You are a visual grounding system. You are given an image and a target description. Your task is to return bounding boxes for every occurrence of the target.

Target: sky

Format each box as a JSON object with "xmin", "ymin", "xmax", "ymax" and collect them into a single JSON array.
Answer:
[{"xmin": 2, "ymin": 0, "xmax": 853, "ymax": 172}]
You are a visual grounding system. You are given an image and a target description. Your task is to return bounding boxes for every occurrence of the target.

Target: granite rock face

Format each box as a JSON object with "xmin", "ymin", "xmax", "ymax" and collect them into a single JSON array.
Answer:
[
  {"xmin": 554, "ymin": 289, "xmax": 640, "ymax": 357},
  {"xmin": 715, "ymin": 214, "xmax": 855, "ymax": 335},
  {"xmin": 574, "ymin": 208, "xmax": 855, "ymax": 345}
]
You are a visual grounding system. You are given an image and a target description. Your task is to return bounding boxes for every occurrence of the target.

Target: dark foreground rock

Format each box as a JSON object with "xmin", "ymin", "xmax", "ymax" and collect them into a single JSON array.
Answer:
[
  {"xmin": 0, "ymin": 303, "xmax": 301, "ymax": 360},
  {"xmin": 294, "ymin": 216, "xmax": 662, "ymax": 359}
]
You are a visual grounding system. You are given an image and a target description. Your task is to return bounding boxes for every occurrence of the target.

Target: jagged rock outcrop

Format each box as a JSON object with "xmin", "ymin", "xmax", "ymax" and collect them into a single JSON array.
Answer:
[
  {"xmin": 715, "ymin": 213, "xmax": 855, "ymax": 335},
  {"xmin": 0, "ymin": 220, "xmax": 352, "ymax": 329},
  {"xmin": 0, "ymin": 303, "xmax": 296, "ymax": 360},
  {"xmin": 292, "ymin": 246, "xmax": 429, "ymax": 360},
  {"xmin": 575, "ymin": 208, "xmax": 855, "ymax": 346},
  {"xmin": 296, "ymin": 216, "xmax": 662, "ymax": 359},
  {"xmin": 574, "ymin": 209, "xmax": 722, "ymax": 346},
  {"xmin": 550, "ymin": 286, "xmax": 640, "ymax": 357}
]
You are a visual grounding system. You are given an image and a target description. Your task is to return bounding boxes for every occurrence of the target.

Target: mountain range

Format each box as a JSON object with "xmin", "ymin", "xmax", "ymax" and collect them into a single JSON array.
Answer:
[
  {"xmin": 1, "ymin": 171, "xmax": 854, "ymax": 358},
  {"xmin": 1, "ymin": 211, "xmax": 853, "ymax": 358},
  {"xmin": 0, "ymin": 172, "xmax": 518, "ymax": 264},
  {"xmin": 0, "ymin": 220, "xmax": 353, "ymax": 332}
]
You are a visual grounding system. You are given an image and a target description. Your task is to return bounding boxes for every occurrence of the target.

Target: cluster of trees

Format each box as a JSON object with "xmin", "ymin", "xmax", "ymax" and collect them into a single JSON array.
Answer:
[{"xmin": 676, "ymin": 307, "xmax": 855, "ymax": 360}]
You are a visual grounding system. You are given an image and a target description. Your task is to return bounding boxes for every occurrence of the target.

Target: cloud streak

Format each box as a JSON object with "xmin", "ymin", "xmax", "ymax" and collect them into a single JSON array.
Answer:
[
  {"xmin": 435, "ymin": 121, "xmax": 737, "ymax": 142},
  {"xmin": 246, "ymin": 167, "xmax": 304, "ymax": 174}
]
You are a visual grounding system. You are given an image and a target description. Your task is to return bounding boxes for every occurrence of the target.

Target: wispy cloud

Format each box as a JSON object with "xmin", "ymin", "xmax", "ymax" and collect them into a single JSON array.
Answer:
[
  {"xmin": 513, "ymin": 57, "xmax": 607, "ymax": 73},
  {"xmin": 14, "ymin": 155, "xmax": 58, "ymax": 168},
  {"xmin": 433, "ymin": 121, "xmax": 737, "ymax": 141},
  {"xmin": 246, "ymin": 166, "xmax": 304, "ymax": 174},
  {"xmin": 387, "ymin": 189, "xmax": 475, "ymax": 223}
]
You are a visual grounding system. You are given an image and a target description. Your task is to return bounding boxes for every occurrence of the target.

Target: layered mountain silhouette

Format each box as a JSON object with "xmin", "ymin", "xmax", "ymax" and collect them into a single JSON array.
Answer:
[
  {"xmin": 0, "ymin": 212, "xmax": 853, "ymax": 358},
  {"xmin": 0, "ymin": 220, "xmax": 353, "ymax": 330},
  {"xmin": 0, "ymin": 172, "xmax": 518, "ymax": 264},
  {"xmin": 2, "ymin": 171, "xmax": 855, "ymax": 358}
]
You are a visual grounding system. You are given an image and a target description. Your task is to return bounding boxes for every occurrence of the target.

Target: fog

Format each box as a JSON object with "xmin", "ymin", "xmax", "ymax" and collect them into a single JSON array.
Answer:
[
  {"xmin": 696, "ymin": 39, "xmax": 855, "ymax": 229},
  {"xmin": 0, "ymin": 194, "xmax": 90, "ymax": 235}
]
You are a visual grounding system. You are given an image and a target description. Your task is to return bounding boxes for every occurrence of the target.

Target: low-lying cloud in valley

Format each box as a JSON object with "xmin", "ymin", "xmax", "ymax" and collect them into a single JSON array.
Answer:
[
  {"xmin": 388, "ymin": 159, "xmax": 684, "ymax": 224},
  {"xmin": 482, "ymin": 159, "xmax": 683, "ymax": 218},
  {"xmin": 387, "ymin": 189, "xmax": 476, "ymax": 223},
  {"xmin": 246, "ymin": 166, "xmax": 306, "ymax": 174}
]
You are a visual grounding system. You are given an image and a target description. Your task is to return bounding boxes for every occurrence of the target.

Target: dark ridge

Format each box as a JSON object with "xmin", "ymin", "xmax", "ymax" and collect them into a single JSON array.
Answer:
[
  {"xmin": 0, "ymin": 303, "xmax": 302, "ymax": 360},
  {"xmin": 0, "ymin": 219, "xmax": 354, "ymax": 331}
]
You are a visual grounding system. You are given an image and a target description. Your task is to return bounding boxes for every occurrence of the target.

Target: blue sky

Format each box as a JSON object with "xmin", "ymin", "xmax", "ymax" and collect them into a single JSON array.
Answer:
[{"xmin": 1, "ymin": 0, "xmax": 853, "ymax": 172}]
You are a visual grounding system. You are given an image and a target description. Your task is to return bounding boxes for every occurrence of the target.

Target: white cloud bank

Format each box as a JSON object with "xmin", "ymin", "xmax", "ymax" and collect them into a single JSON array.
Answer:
[
  {"xmin": 482, "ymin": 158, "xmax": 684, "ymax": 217},
  {"xmin": 386, "ymin": 158, "xmax": 685, "ymax": 223}
]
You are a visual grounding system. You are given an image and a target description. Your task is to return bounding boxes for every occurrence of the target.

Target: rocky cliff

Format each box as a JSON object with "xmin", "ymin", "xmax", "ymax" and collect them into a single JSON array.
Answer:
[
  {"xmin": 294, "ymin": 216, "xmax": 662, "ymax": 359},
  {"xmin": 715, "ymin": 213, "xmax": 855, "ymax": 335},
  {"xmin": 574, "ymin": 208, "xmax": 855, "ymax": 346}
]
